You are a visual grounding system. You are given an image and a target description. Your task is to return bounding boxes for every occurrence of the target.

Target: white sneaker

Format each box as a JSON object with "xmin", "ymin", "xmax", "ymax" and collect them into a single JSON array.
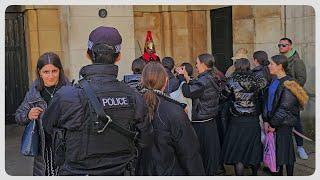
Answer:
[{"xmin": 297, "ymin": 146, "xmax": 308, "ymax": 160}]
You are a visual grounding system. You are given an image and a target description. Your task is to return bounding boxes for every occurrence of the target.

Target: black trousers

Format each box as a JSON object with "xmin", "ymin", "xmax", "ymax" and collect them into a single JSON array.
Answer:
[{"xmin": 294, "ymin": 112, "xmax": 303, "ymax": 146}]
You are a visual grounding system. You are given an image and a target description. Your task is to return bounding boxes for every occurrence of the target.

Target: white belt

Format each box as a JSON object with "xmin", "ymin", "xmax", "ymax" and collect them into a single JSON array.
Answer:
[{"xmin": 192, "ymin": 118, "xmax": 214, "ymax": 123}]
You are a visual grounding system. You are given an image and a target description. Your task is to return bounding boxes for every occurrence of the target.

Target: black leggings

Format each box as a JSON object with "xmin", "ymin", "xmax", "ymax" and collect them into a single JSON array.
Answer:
[{"xmin": 274, "ymin": 165, "xmax": 294, "ymax": 176}]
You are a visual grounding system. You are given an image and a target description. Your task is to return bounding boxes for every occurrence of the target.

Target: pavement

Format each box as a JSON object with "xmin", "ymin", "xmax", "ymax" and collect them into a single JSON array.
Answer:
[{"xmin": 4, "ymin": 124, "xmax": 316, "ymax": 176}]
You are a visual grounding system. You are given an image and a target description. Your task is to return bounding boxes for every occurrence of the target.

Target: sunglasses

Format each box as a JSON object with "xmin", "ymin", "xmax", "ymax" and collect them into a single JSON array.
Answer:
[{"xmin": 278, "ymin": 44, "xmax": 289, "ymax": 48}]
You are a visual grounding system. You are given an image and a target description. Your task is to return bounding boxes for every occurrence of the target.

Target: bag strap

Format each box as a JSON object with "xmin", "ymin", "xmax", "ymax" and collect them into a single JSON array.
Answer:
[{"xmin": 78, "ymin": 79, "xmax": 138, "ymax": 141}]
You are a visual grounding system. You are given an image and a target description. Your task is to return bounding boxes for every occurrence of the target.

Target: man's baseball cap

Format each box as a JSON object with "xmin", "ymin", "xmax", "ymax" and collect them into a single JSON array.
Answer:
[{"xmin": 87, "ymin": 26, "xmax": 122, "ymax": 54}]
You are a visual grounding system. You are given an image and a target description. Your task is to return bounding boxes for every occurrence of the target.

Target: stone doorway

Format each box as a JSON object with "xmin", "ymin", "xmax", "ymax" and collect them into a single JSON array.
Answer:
[{"xmin": 210, "ymin": 6, "xmax": 233, "ymax": 73}]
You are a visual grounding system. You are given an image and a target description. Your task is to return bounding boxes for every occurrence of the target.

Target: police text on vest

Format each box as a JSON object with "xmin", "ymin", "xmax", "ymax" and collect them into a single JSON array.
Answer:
[{"xmin": 102, "ymin": 97, "xmax": 129, "ymax": 107}]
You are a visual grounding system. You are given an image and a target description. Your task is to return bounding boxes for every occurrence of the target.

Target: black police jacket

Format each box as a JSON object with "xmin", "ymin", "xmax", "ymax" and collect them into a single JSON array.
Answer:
[
  {"xmin": 123, "ymin": 73, "xmax": 142, "ymax": 90},
  {"xmin": 180, "ymin": 70, "xmax": 220, "ymax": 121},
  {"xmin": 226, "ymin": 72, "xmax": 266, "ymax": 116},
  {"xmin": 137, "ymin": 91, "xmax": 205, "ymax": 175},
  {"xmin": 42, "ymin": 64, "xmax": 153, "ymax": 175}
]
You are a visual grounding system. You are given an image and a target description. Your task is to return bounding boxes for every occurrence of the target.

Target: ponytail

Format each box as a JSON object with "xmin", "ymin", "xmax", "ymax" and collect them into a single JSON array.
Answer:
[
  {"xmin": 210, "ymin": 66, "xmax": 219, "ymax": 77},
  {"xmin": 141, "ymin": 62, "xmax": 167, "ymax": 121},
  {"xmin": 261, "ymin": 60, "xmax": 270, "ymax": 66},
  {"xmin": 263, "ymin": 66, "xmax": 272, "ymax": 83}
]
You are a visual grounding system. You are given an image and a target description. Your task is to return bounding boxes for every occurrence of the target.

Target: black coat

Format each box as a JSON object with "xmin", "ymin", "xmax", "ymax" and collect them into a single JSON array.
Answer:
[
  {"xmin": 164, "ymin": 68, "xmax": 180, "ymax": 94},
  {"xmin": 137, "ymin": 91, "xmax": 205, "ymax": 175},
  {"xmin": 180, "ymin": 70, "xmax": 220, "ymax": 121},
  {"xmin": 42, "ymin": 64, "xmax": 153, "ymax": 175},
  {"xmin": 15, "ymin": 78, "xmax": 69, "ymax": 176},
  {"xmin": 226, "ymin": 72, "xmax": 266, "ymax": 116},
  {"xmin": 262, "ymin": 76, "xmax": 309, "ymax": 166},
  {"xmin": 262, "ymin": 76, "xmax": 304, "ymax": 127},
  {"xmin": 251, "ymin": 65, "xmax": 271, "ymax": 87}
]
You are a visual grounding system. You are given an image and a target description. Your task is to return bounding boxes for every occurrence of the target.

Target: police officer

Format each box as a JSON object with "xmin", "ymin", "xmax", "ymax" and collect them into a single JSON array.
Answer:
[
  {"xmin": 123, "ymin": 57, "xmax": 146, "ymax": 90},
  {"xmin": 42, "ymin": 26, "xmax": 153, "ymax": 175}
]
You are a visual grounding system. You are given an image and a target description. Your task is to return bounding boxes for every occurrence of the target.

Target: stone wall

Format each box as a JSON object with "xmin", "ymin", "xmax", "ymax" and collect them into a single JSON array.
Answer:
[
  {"xmin": 285, "ymin": 6, "xmax": 315, "ymax": 95},
  {"xmin": 60, "ymin": 5, "xmax": 136, "ymax": 81},
  {"xmin": 133, "ymin": 5, "xmax": 208, "ymax": 67},
  {"xmin": 24, "ymin": 6, "xmax": 63, "ymax": 83},
  {"xmin": 285, "ymin": 5, "xmax": 315, "ymax": 138},
  {"xmin": 232, "ymin": 5, "xmax": 255, "ymax": 61},
  {"xmin": 232, "ymin": 5, "xmax": 283, "ymax": 62}
]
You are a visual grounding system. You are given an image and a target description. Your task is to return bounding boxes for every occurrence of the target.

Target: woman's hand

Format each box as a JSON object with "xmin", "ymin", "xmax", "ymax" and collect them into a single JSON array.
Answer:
[
  {"xmin": 268, "ymin": 126, "xmax": 276, "ymax": 133},
  {"xmin": 263, "ymin": 122, "xmax": 270, "ymax": 133},
  {"xmin": 184, "ymin": 107, "xmax": 188, "ymax": 114},
  {"xmin": 176, "ymin": 66, "xmax": 190, "ymax": 83},
  {"xmin": 28, "ymin": 107, "xmax": 44, "ymax": 120},
  {"xmin": 175, "ymin": 66, "xmax": 184, "ymax": 75}
]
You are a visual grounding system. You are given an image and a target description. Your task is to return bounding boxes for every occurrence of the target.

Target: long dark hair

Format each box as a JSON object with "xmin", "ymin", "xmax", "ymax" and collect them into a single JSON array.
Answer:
[
  {"xmin": 162, "ymin": 57, "xmax": 175, "ymax": 71},
  {"xmin": 132, "ymin": 58, "xmax": 146, "ymax": 74},
  {"xmin": 198, "ymin": 53, "xmax": 220, "ymax": 76},
  {"xmin": 36, "ymin": 52, "xmax": 68, "ymax": 91},
  {"xmin": 234, "ymin": 58, "xmax": 251, "ymax": 73},
  {"xmin": 181, "ymin": 62, "xmax": 193, "ymax": 76},
  {"xmin": 271, "ymin": 54, "xmax": 289, "ymax": 72},
  {"xmin": 141, "ymin": 62, "xmax": 168, "ymax": 121},
  {"xmin": 253, "ymin": 51, "xmax": 269, "ymax": 66},
  {"xmin": 253, "ymin": 51, "xmax": 272, "ymax": 82}
]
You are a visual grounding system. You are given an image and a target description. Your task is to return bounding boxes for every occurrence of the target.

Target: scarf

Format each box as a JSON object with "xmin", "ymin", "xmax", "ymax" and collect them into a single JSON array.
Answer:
[{"xmin": 267, "ymin": 79, "xmax": 280, "ymax": 112}]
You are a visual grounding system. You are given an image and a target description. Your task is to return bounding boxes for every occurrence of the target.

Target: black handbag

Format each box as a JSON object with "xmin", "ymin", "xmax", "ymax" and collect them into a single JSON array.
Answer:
[{"xmin": 20, "ymin": 120, "xmax": 39, "ymax": 156}]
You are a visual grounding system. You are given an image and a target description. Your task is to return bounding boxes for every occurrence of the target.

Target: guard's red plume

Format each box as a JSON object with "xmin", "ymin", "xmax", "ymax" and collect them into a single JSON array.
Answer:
[{"xmin": 145, "ymin": 31, "xmax": 153, "ymax": 41}]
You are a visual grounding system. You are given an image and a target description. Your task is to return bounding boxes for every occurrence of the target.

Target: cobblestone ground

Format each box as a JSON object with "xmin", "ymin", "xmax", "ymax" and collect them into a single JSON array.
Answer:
[{"xmin": 5, "ymin": 124, "xmax": 315, "ymax": 176}]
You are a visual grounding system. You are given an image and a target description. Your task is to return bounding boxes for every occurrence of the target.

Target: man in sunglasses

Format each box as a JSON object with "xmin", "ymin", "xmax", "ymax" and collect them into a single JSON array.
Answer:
[
  {"xmin": 278, "ymin": 38, "xmax": 306, "ymax": 86},
  {"xmin": 278, "ymin": 37, "xmax": 308, "ymax": 160}
]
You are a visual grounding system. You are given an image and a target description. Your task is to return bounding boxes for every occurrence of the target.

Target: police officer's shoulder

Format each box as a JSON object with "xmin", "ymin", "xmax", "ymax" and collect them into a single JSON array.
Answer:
[
  {"xmin": 55, "ymin": 83, "xmax": 83, "ymax": 102},
  {"xmin": 122, "ymin": 74, "xmax": 130, "ymax": 83},
  {"xmin": 123, "ymin": 74, "xmax": 140, "ymax": 83},
  {"xmin": 118, "ymin": 80, "xmax": 141, "ymax": 94}
]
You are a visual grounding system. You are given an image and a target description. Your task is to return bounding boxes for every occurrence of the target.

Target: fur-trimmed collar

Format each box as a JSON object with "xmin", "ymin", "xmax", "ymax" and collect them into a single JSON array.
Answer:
[{"xmin": 283, "ymin": 80, "xmax": 309, "ymax": 107}]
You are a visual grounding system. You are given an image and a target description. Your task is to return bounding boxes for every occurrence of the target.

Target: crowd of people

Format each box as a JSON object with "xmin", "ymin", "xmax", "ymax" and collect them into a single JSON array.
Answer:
[{"xmin": 15, "ymin": 26, "xmax": 309, "ymax": 176}]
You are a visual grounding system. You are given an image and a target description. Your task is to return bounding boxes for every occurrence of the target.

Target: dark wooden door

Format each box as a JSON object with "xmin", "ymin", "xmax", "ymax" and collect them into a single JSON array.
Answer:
[
  {"xmin": 211, "ymin": 6, "xmax": 233, "ymax": 73},
  {"xmin": 5, "ymin": 12, "xmax": 29, "ymax": 124}
]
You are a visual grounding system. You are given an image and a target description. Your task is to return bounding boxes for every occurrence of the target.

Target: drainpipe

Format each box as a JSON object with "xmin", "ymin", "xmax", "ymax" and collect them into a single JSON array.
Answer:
[{"xmin": 284, "ymin": 5, "xmax": 287, "ymax": 37}]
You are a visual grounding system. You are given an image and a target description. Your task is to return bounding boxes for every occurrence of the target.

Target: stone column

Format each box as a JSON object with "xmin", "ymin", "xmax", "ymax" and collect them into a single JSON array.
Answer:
[
  {"xmin": 24, "ymin": 6, "xmax": 62, "ymax": 82},
  {"xmin": 232, "ymin": 6, "xmax": 254, "ymax": 62},
  {"xmin": 24, "ymin": 9, "xmax": 40, "ymax": 82}
]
